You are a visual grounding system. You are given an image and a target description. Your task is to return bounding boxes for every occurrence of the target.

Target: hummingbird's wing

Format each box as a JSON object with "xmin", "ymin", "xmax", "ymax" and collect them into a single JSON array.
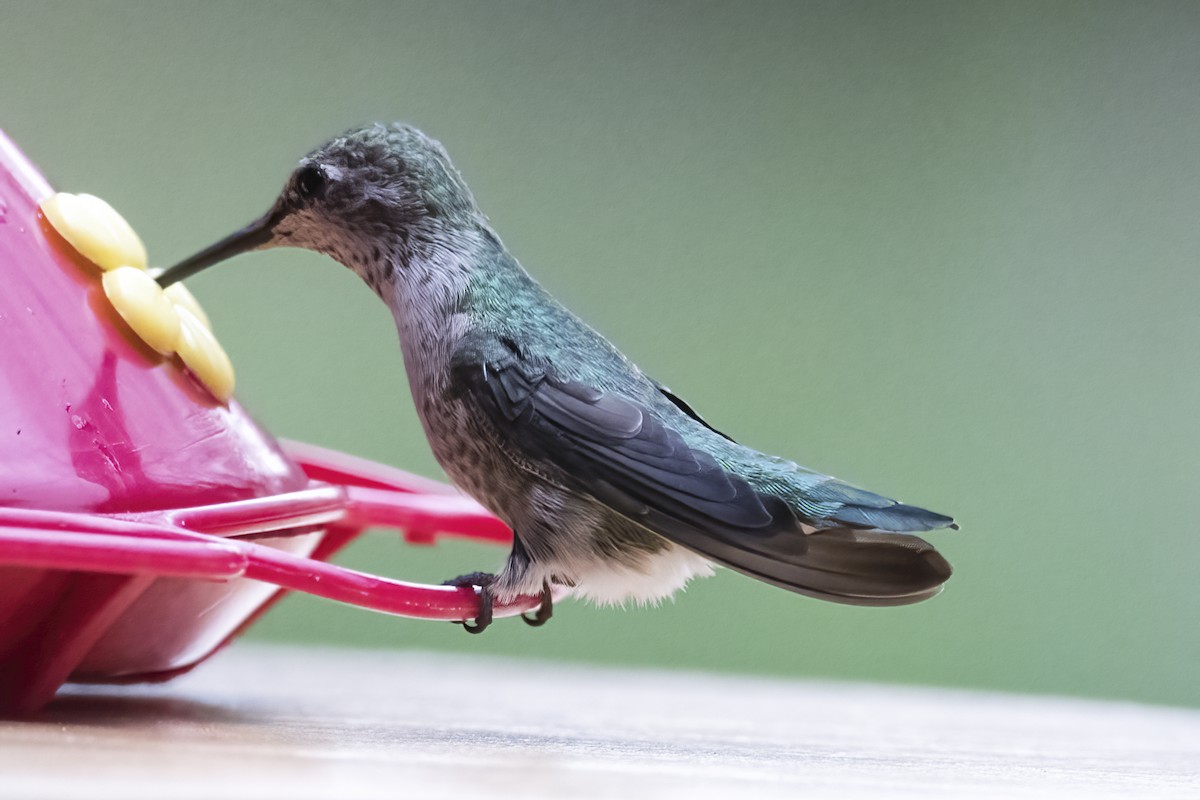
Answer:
[{"xmin": 451, "ymin": 334, "xmax": 951, "ymax": 605}]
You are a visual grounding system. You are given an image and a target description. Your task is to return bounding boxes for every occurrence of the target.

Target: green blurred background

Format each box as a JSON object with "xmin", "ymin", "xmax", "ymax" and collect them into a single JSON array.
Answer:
[{"xmin": 3, "ymin": 1, "xmax": 1198, "ymax": 707}]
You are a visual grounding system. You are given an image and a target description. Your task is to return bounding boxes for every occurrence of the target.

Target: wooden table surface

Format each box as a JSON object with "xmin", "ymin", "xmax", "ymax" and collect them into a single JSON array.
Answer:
[{"xmin": 1, "ymin": 644, "xmax": 1197, "ymax": 799}]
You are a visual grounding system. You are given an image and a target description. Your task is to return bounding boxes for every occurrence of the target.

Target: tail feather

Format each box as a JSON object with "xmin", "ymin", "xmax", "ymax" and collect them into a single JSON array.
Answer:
[
  {"xmin": 652, "ymin": 501, "xmax": 953, "ymax": 607},
  {"xmin": 702, "ymin": 527, "xmax": 953, "ymax": 607}
]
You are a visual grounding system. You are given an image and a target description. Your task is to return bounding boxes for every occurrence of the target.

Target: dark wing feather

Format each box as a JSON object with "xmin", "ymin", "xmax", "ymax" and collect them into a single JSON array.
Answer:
[
  {"xmin": 452, "ymin": 335, "xmax": 951, "ymax": 605},
  {"xmin": 459, "ymin": 345, "xmax": 793, "ymax": 544},
  {"xmin": 650, "ymin": 379, "xmax": 737, "ymax": 443}
]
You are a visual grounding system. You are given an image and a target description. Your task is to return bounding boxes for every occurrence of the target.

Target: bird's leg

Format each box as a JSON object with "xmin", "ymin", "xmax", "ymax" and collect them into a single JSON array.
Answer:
[
  {"xmin": 443, "ymin": 572, "xmax": 495, "ymax": 634},
  {"xmin": 521, "ymin": 580, "xmax": 554, "ymax": 627}
]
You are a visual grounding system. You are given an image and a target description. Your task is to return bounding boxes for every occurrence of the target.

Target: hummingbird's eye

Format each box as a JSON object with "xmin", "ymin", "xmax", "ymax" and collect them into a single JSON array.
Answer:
[{"xmin": 296, "ymin": 165, "xmax": 327, "ymax": 200}]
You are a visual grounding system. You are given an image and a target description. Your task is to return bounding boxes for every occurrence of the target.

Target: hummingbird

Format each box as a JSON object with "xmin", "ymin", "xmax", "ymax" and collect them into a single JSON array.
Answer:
[{"xmin": 158, "ymin": 123, "xmax": 955, "ymax": 633}]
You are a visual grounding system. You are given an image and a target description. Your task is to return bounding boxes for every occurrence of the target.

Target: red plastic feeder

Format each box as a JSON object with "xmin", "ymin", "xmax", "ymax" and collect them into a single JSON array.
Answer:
[{"xmin": 0, "ymin": 130, "xmax": 537, "ymax": 715}]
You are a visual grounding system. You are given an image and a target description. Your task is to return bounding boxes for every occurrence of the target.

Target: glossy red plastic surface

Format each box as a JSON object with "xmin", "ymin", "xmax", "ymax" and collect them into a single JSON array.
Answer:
[
  {"xmin": 0, "ymin": 141, "xmax": 308, "ymax": 514},
  {"xmin": 0, "ymin": 130, "xmax": 538, "ymax": 716}
]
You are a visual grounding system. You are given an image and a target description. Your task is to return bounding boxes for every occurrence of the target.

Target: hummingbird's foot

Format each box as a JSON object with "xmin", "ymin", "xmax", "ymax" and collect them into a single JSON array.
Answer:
[
  {"xmin": 521, "ymin": 581, "xmax": 554, "ymax": 627},
  {"xmin": 443, "ymin": 572, "xmax": 496, "ymax": 634}
]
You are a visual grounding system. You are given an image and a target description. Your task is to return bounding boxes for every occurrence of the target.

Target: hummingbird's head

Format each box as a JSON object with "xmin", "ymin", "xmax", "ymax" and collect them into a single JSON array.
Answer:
[{"xmin": 158, "ymin": 123, "xmax": 484, "ymax": 291}]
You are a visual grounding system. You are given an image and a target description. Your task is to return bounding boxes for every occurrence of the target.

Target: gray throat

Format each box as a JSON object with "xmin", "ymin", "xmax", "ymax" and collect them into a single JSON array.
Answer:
[{"xmin": 383, "ymin": 238, "xmax": 479, "ymax": 403}]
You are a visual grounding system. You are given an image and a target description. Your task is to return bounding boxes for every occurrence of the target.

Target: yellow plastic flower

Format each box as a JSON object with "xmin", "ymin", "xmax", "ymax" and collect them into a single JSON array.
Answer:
[{"xmin": 40, "ymin": 192, "xmax": 234, "ymax": 402}]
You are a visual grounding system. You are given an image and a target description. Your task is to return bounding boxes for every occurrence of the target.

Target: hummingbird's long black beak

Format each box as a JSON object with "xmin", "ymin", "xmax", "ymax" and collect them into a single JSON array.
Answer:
[{"xmin": 156, "ymin": 208, "xmax": 283, "ymax": 288}]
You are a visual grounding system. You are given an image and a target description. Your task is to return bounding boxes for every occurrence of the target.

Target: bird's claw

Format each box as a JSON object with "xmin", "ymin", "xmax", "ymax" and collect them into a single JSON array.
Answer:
[
  {"xmin": 444, "ymin": 572, "xmax": 496, "ymax": 634},
  {"xmin": 443, "ymin": 574, "xmax": 554, "ymax": 633},
  {"xmin": 521, "ymin": 581, "xmax": 553, "ymax": 627}
]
